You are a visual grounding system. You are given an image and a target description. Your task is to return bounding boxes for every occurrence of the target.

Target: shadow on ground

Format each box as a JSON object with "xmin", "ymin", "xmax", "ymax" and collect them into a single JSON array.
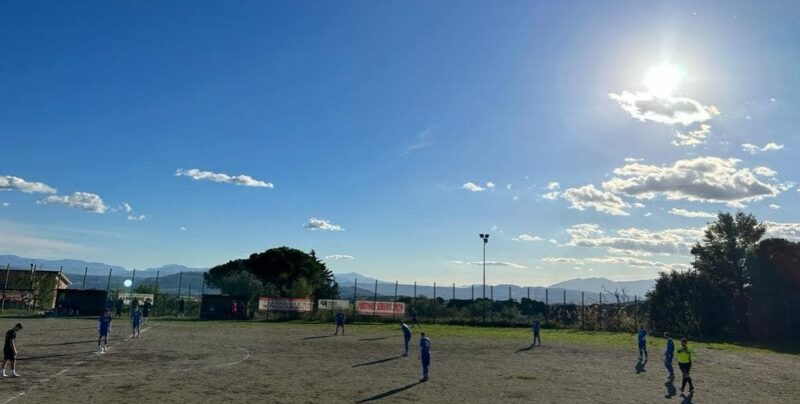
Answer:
[
  {"xmin": 356, "ymin": 381, "xmax": 422, "ymax": 402},
  {"xmin": 352, "ymin": 356, "xmax": 402, "ymax": 368}
]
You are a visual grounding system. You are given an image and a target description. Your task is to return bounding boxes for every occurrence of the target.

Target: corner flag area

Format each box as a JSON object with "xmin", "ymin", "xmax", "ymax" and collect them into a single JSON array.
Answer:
[{"xmin": 2, "ymin": 318, "xmax": 799, "ymax": 403}]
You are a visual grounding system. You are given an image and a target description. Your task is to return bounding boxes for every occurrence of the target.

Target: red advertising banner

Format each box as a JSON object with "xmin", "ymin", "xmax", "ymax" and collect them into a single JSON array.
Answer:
[
  {"xmin": 355, "ymin": 300, "xmax": 405, "ymax": 316},
  {"xmin": 258, "ymin": 297, "xmax": 313, "ymax": 312}
]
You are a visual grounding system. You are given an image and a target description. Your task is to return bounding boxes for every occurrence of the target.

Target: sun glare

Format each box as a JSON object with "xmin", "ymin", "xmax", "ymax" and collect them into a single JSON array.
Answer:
[{"xmin": 644, "ymin": 64, "xmax": 684, "ymax": 97}]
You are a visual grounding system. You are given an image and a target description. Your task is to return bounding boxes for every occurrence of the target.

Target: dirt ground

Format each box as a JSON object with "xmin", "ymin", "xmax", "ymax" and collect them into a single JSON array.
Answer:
[{"xmin": 1, "ymin": 318, "xmax": 798, "ymax": 403}]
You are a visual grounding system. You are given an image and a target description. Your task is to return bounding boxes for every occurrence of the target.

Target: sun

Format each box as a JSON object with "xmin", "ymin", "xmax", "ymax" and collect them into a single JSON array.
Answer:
[{"xmin": 644, "ymin": 64, "xmax": 684, "ymax": 97}]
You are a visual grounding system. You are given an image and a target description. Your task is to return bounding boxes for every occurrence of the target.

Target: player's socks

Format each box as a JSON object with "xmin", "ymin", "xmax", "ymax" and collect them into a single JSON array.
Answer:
[
  {"xmin": 11, "ymin": 371, "xmax": 19, "ymax": 377},
  {"xmin": 2, "ymin": 370, "xmax": 6, "ymax": 377}
]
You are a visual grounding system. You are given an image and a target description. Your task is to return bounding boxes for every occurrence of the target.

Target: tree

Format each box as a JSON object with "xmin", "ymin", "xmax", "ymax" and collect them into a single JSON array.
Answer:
[
  {"xmin": 690, "ymin": 212, "xmax": 765, "ymax": 338},
  {"xmin": 748, "ymin": 238, "xmax": 800, "ymax": 341},
  {"xmin": 205, "ymin": 247, "xmax": 339, "ymax": 301}
]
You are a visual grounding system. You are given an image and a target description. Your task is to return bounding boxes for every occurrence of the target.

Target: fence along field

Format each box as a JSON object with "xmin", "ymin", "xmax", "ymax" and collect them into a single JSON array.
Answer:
[{"xmin": 1, "ymin": 263, "xmax": 647, "ymax": 333}]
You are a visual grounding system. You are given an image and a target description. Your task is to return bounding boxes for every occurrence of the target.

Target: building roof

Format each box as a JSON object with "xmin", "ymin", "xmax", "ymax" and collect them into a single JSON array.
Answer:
[{"xmin": 2, "ymin": 268, "xmax": 72, "ymax": 287}]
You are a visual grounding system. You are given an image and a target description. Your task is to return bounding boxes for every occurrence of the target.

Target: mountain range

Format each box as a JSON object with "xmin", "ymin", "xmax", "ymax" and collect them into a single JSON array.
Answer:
[{"xmin": 0, "ymin": 256, "xmax": 656, "ymax": 301}]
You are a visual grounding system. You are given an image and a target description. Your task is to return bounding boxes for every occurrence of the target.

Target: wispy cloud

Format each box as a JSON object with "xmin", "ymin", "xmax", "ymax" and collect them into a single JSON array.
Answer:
[
  {"xmin": 304, "ymin": 218, "xmax": 344, "ymax": 231},
  {"xmin": 564, "ymin": 223, "xmax": 703, "ymax": 256},
  {"xmin": 668, "ymin": 208, "xmax": 716, "ymax": 218},
  {"xmin": 452, "ymin": 260, "xmax": 528, "ymax": 269},
  {"xmin": 672, "ymin": 124, "xmax": 711, "ymax": 147},
  {"xmin": 542, "ymin": 256, "xmax": 688, "ymax": 271},
  {"xmin": 741, "ymin": 142, "xmax": 784, "ymax": 154},
  {"xmin": 0, "ymin": 220, "xmax": 91, "ymax": 258},
  {"xmin": 402, "ymin": 127, "xmax": 435, "ymax": 155},
  {"xmin": 323, "ymin": 254, "xmax": 354, "ymax": 261},
  {"xmin": 38, "ymin": 192, "xmax": 108, "ymax": 214},
  {"xmin": 765, "ymin": 221, "xmax": 800, "ymax": 240},
  {"xmin": 0, "ymin": 175, "xmax": 57, "ymax": 194},
  {"xmin": 513, "ymin": 234, "xmax": 543, "ymax": 242},
  {"xmin": 175, "ymin": 168, "xmax": 273, "ymax": 188},
  {"xmin": 127, "ymin": 214, "xmax": 147, "ymax": 221}
]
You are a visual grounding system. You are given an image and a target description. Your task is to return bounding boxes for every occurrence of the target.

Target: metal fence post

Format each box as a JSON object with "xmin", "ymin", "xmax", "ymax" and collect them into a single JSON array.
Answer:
[
  {"xmin": 581, "ymin": 291, "xmax": 585, "ymax": 330},
  {"xmin": 106, "ymin": 268, "xmax": 113, "ymax": 293},
  {"xmin": 393, "ymin": 281, "xmax": 398, "ymax": 320},
  {"xmin": 352, "ymin": 278, "xmax": 358, "ymax": 318},
  {"xmin": 82, "ymin": 267, "xmax": 88, "ymax": 289},
  {"xmin": 1, "ymin": 264, "xmax": 10, "ymax": 313},
  {"xmin": 373, "ymin": 280, "xmax": 378, "ymax": 316},
  {"xmin": 154, "ymin": 270, "xmax": 160, "ymax": 316}
]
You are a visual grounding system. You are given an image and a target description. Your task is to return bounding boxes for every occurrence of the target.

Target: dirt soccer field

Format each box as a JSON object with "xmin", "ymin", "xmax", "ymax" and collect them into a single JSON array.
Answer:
[{"xmin": 1, "ymin": 318, "xmax": 798, "ymax": 404}]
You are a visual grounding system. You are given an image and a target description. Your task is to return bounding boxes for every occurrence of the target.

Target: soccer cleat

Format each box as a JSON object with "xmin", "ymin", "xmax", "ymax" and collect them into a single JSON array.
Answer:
[
  {"xmin": 11, "ymin": 371, "xmax": 20, "ymax": 377},
  {"xmin": 2, "ymin": 371, "xmax": 7, "ymax": 378}
]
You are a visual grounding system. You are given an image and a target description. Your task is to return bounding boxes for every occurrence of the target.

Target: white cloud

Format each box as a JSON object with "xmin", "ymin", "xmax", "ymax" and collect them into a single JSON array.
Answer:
[
  {"xmin": 119, "ymin": 202, "xmax": 133, "ymax": 213},
  {"xmin": 565, "ymin": 223, "xmax": 703, "ymax": 256},
  {"xmin": 546, "ymin": 182, "xmax": 560, "ymax": 191},
  {"xmin": 543, "ymin": 256, "xmax": 688, "ymax": 271},
  {"xmin": 127, "ymin": 214, "xmax": 147, "ymax": 221},
  {"xmin": 753, "ymin": 166, "xmax": 777, "ymax": 177},
  {"xmin": 175, "ymin": 168, "xmax": 273, "ymax": 188},
  {"xmin": 607, "ymin": 248, "xmax": 652, "ymax": 257},
  {"xmin": 765, "ymin": 221, "xmax": 800, "ymax": 241},
  {"xmin": 304, "ymin": 218, "xmax": 344, "ymax": 232},
  {"xmin": 609, "ymin": 91, "xmax": 720, "ymax": 126},
  {"xmin": 0, "ymin": 175, "xmax": 57, "ymax": 194},
  {"xmin": 512, "ymin": 195, "xmax": 520, "ymax": 201},
  {"xmin": 323, "ymin": 255, "xmax": 354, "ymax": 261},
  {"xmin": 541, "ymin": 191, "xmax": 561, "ymax": 200},
  {"xmin": 1, "ymin": 202, "xmax": 8, "ymax": 207},
  {"xmin": 603, "ymin": 157, "xmax": 780, "ymax": 206},
  {"xmin": 180, "ymin": 226, "xmax": 187, "ymax": 231},
  {"xmin": 672, "ymin": 124, "xmax": 711, "ymax": 147},
  {"xmin": 644, "ymin": 212, "xmax": 653, "ymax": 217},
  {"xmin": 485, "ymin": 182, "xmax": 496, "ymax": 189},
  {"xmin": 38, "ymin": 192, "xmax": 108, "ymax": 214},
  {"xmin": 668, "ymin": 208, "xmax": 716, "ymax": 219},
  {"xmin": 513, "ymin": 234, "xmax": 543, "ymax": 242},
  {"xmin": 562, "ymin": 184, "xmax": 630, "ymax": 216},
  {"xmin": 506, "ymin": 184, "xmax": 512, "ymax": 190},
  {"xmin": 769, "ymin": 204, "xmax": 781, "ymax": 210},
  {"xmin": 464, "ymin": 261, "xmax": 528, "ymax": 269},
  {"xmin": 624, "ymin": 157, "xmax": 644, "ymax": 163},
  {"xmin": 632, "ymin": 202, "xmax": 646, "ymax": 208},
  {"xmin": 462, "ymin": 182, "xmax": 485, "ymax": 192},
  {"xmin": 741, "ymin": 143, "xmax": 784, "ymax": 154}
]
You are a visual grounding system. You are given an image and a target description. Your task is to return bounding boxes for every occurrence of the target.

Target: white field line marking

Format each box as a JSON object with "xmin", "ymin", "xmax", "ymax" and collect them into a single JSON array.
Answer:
[{"xmin": 1, "ymin": 325, "xmax": 157, "ymax": 404}]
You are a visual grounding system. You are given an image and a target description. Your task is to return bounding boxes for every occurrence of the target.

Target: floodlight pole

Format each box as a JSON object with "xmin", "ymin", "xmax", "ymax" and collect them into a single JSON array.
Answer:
[{"xmin": 480, "ymin": 234, "xmax": 489, "ymax": 322}]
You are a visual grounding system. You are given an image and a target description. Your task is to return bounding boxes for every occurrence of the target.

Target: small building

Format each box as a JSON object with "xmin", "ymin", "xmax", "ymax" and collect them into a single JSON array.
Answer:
[{"xmin": 1, "ymin": 268, "xmax": 72, "ymax": 310}]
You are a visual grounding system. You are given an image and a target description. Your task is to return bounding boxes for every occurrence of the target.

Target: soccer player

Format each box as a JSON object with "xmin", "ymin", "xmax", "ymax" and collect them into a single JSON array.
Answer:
[
  {"xmin": 532, "ymin": 320, "xmax": 541, "ymax": 346},
  {"xmin": 115, "ymin": 298, "xmax": 124, "ymax": 318},
  {"xmin": 637, "ymin": 325, "xmax": 648, "ymax": 360},
  {"xmin": 142, "ymin": 299, "xmax": 151, "ymax": 323},
  {"xmin": 97, "ymin": 308, "xmax": 113, "ymax": 353},
  {"xmin": 131, "ymin": 307, "xmax": 142, "ymax": 338},
  {"xmin": 419, "ymin": 332, "xmax": 431, "ymax": 382},
  {"xmin": 401, "ymin": 321, "xmax": 412, "ymax": 356},
  {"xmin": 664, "ymin": 332, "xmax": 675, "ymax": 379},
  {"xmin": 177, "ymin": 298, "xmax": 185, "ymax": 319},
  {"xmin": 2, "ymin": 323, "xmax": 22, "ymax": 378},
  {"xmin": 334, "ymin": 310, "xmax": 346, "ymax": 335},
  {"xmin": 677, "ymin": 338, "xmax": 695, "ymax": 393}
]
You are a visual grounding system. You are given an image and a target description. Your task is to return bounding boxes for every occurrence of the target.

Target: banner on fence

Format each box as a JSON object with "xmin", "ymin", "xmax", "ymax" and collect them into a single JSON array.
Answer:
[
  {"xmin": 356, "ymin": 301, "xmax": 405, "ymax": 316},
  {"xmin": 317, "ymin": 299, "xmax": 350, "ymax": 310},
  {"xmin": 258, "ymin": 297, "xmax": 313, "ymax": 312},
  {"xmin": 118, "ymin": 293, "xmax": 154, "ymax": 306}
]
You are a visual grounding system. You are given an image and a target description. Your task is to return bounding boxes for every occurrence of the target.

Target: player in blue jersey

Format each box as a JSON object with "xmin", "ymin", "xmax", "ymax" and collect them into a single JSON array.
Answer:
[
  {"xmin": 419, "ymin": 332, "xmax": 431, "ymax": 382},
  {"xmin": 637, "ymin": 325, "xmax": 648, "ymax": 360},
  {"xmin": 131, "ymin": 307, "xmax": 142, "ymax": 338},
  {"xmin": 401, "ymin": 321, "xmax": 412, "ymax": 356},
  {"xmin": 664, "ymin": 332, "xmax": 675, "ymax": 379},
  {"xmin": 97, "ymin": 308, "xmax": 113, "ymax": 353},
  {"xmin": 334, "ymin": 310, "xmax": 346, "ymax": 336},
  {"xmin": 532, "ymin": 320, "xmax": 541, "ymax": 346}
]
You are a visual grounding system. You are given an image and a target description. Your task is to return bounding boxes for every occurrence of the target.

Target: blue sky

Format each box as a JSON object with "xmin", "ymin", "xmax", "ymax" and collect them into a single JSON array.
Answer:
[{"xmin": 2, "ymin": 1, "xmax": 798, "ymax": 285}]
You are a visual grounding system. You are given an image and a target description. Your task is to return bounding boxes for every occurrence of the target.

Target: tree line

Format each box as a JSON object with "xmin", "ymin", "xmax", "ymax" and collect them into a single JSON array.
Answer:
[{"xmin": 648, "ymin": 212, "xmax": 800, "ymax": 342}]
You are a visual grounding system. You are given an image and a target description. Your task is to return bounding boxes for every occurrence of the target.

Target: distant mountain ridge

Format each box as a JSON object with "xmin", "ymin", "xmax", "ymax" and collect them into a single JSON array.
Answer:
[
  {"xmin": 0, "ymin": 255, "xmax": 207, "ymax": 278},
  {"xmin": 333, "ymin": 273, "xmax": 656, "ymax": 303}
]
